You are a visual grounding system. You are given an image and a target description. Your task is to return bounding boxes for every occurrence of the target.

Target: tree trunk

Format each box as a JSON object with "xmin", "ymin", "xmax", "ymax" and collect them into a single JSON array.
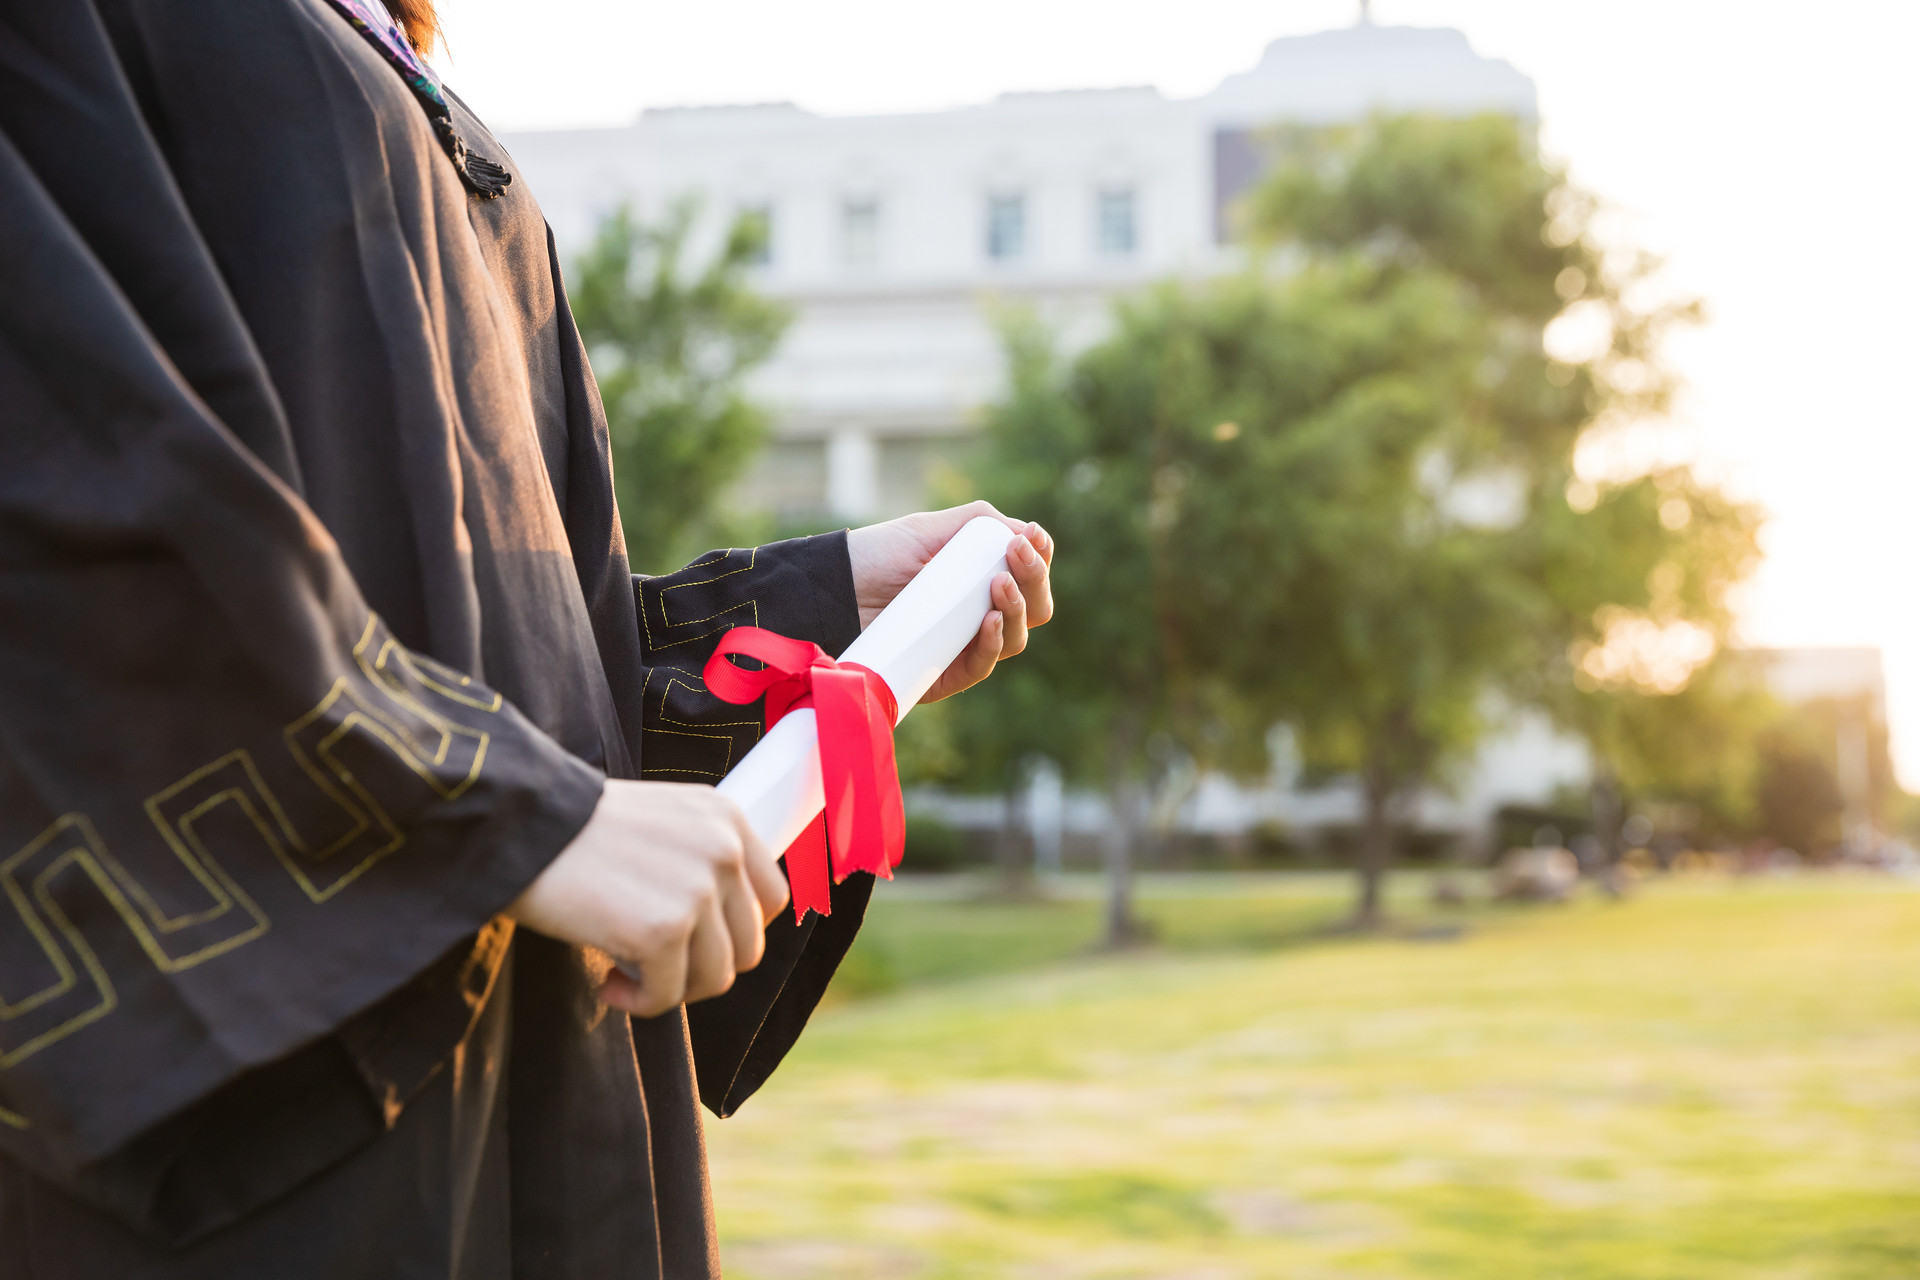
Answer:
[
  {"xmin": 1103, "ymin": 714, "xmax": 1145, "ymax": 948},
  {"xmin": 1590, "ymin": 765, "xmax": 1626, "ymax": 897},
  {"xmin": 1354, "ymin": 761, "xmax": 1394, "ymax": 930},
  {"xmin": 1590, "ymin": 767, "xmax": 1622, "ymax": 866}
]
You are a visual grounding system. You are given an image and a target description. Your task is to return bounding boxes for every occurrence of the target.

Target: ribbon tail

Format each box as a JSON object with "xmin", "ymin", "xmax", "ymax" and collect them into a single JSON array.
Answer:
[
  {"xmin": 847, "ymin": 675, "xmax": 900, "ymax": 880},
  {"xmin": 782, "ymin": 812, "xmax": 833, "ymax": 922},
  {"xmin": 815, "ymin": 667, "xmax": 875, "ymax": 880},
  {"xmin": 871, "ymin": 700, "xmax": 906, "ymax": 872},
  {"xmin": 845, "ymin": 663, "xmax": 906, "ymax": 873}
]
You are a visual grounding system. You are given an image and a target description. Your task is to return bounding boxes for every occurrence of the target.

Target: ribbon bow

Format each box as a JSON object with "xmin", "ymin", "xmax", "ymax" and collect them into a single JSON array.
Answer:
[{"xmin": 703, "ymin": 628, "xmax": 906, "ymax": 921}]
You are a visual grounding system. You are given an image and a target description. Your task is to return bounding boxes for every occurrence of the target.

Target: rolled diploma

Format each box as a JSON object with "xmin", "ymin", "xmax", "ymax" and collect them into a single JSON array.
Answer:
[
  {"xmin": 716, "ymin": 514, "xmax": 1015, "ymax": 858},
  {"xmin": 615, "ymin": 517, "xmax": 1014, "ymax": 980}
]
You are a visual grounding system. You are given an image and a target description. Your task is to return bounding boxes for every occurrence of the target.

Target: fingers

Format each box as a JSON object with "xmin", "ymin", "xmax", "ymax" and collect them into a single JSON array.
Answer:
[
  {"xmin": 1007, "ymin": 526, "xmax": 1054, "ymax": 628},
  {"xmin": 612, "ymin": 889, "xmax": 737, "ymax": 1017},
  {"xmin": 716, "ymin": 849, "xmax": 771, "ymax": 974},
  {"xmin": 924, "ymin": 608, "xmax": 1004, "ymax": 703},
  {"xmin": 682, "ymin": 892, "xmax": 738, "ymax": 1005},
  {"xmin": 522, "ymin": 781, "xmax": 795, "ymax": 1020},
  {"xmin": 924, "ymin": 502, "xmax": 1052, "ymax": 554},
  {"xmin": 888, "ymin": 501, "xmax": 1012, "ymax": 553},
  {"xmin": 972, "ymin": 506, "xmax": 1056, "ymax": 564},
  {"xmin": 598, "ymin": 962, "xmax": 648, "ymax": 1016},
  {"xmin": 894, "ymin": 503, "xmax": 1052, "ymax": 562},
  {"xmin": 728, "ymin": 801, "xmax": 791, "ymax": 924},
  {"xmin": 994, "ymin": 570, "xmax": 1030, "ymax": 659},
  {"xmin": 620, "ymin": 917, "xmax": 690, "ymax": 1018},
  {"xmin": 1024, "ymin": 521, "xmax": 1055, "ymax": 566},
  {"xmin": 946, "ymin": 499, "xmax": 1020, "ymax": 539},
  {"xmin": 969, "ymin": 609, "xmax": 1005, "ymax": 683},
  {"xmin": 916, "ymin": 516, "xmax": 1053, "ymax": 705}
]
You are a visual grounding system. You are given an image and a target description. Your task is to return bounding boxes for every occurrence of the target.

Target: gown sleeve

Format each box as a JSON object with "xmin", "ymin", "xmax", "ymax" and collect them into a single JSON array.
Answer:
[
  {"xmin": 0, "ymin": 4, "xmax": 603, "ymax": 1214},
  {"xmin": 626, "ymin": 539, "xmax": 879, "ymax": 1116}
]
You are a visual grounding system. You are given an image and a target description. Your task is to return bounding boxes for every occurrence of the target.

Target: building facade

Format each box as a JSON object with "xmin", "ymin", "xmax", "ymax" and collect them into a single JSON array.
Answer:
[
  {"xmin": 504, "ymin": 23, "xmax": 1537, "ymax": 525},
  {"xmin": 502, "ymin": 28, "xmax": 1889, "ymax": 858},
  {"xmin": 505, "ymin": 23, "xmax": 1578, "ymax": 851}
]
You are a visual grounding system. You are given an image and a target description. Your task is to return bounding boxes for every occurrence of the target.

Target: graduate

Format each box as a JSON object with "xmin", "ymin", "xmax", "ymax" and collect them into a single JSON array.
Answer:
[{"xmin": 0, "ymin": 1, "xmax": 1053, "ymax": 1275}]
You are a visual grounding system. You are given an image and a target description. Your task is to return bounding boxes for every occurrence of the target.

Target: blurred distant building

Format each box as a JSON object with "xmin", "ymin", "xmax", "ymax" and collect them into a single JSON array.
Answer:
[
  {"xmin": 921, "ymin": 646, "xmax": 1894, "ymax": 863},
  {"xmin": 1751, "ymin": 646, "xmax": 1886, "ymax": 719},
  {"xmin": 504, "ymin": 22, "xmax": 1536, "ymax": 524},
  {"xmin": 1747, "ymin": 646, "xmax": 1888, "ymax": 847}
]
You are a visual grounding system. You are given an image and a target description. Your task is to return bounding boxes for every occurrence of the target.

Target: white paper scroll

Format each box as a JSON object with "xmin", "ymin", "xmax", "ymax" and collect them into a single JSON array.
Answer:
[{"xmin": 715, "ymin": 515, "xmax": 1016, "ymax": 858}]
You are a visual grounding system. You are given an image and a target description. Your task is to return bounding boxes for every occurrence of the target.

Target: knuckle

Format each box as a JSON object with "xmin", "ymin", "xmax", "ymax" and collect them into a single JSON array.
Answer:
[
  {"xmin": 612, "ymin": 925, "xmax": 655, "ymax": 963},
  {"xmin": 705, "ymin": 814, "xmax": 740, "ymax": 853},
  {"xmin": 621, "ymin": 916, "xmax": 686, "ymax": 963},
  {"xmin": 709, "ymin": 831, "xmax": 744, "ymax": 869}
]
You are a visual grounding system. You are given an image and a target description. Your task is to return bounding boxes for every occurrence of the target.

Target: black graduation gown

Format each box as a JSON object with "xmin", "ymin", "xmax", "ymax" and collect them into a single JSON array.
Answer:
[{"xmin": 0, "ymin": 2, "xmax": 872, "ymax": 1275}]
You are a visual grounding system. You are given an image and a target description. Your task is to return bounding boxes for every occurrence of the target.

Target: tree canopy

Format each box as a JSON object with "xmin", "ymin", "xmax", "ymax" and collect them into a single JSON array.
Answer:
[
  {"xmin": 570, "ymin": 202, "xmax": 789, "ymax": 571},
  {"xmin": 957, "ymin": 112, "xmax": 1762, "ymax": 926}
]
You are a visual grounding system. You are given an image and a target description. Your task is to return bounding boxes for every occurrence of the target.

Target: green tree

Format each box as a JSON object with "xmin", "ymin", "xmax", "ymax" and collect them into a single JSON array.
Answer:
[
  {"xmin": 1569, "ymin": 651, "xmax": 1775, "ymax": 850},
  {"xmin": 1570, "ymin": 661, "xmax": 1891, "ymax": 861},
  {"xmin": 965, "ymin": 112, "xmax": 1761, "ymax": 930},
  {"xmin": 1237, "ymin": 112, "xmax": 1759, "ymax": 919},
  {"xmin": 569, "ymin": 201, "xmax": 789, "ymax": 571},
  {"xmin": 1752, "ymin": 693, "xmax": 1893, "ymax": 858},
  {"xmin": 895, "ymin": 317, "xmax": 1151, "ymax": 934}
]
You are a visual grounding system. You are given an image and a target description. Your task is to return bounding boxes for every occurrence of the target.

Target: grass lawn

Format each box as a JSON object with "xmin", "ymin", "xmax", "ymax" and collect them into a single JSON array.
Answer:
[{"xmin": 706, "ymin": 873, "xmax": 1920, "ymax": 1279}]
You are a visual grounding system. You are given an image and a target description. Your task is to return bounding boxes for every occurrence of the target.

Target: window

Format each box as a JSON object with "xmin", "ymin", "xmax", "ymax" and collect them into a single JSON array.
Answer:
[
  {"xmin": 986, "ymin": 193, "xmax": 1026, "ymax": 261},
  {"xmin": 841, "ymin": 197, "xmax": 880, "ymax": 267},
  {"xmin": 1097, "ymin": 187, "xmax": 1136, "ymax": 257},
  {"xmin": 736, "ymin": 203, "xmax": 773, "ymax": 266}
]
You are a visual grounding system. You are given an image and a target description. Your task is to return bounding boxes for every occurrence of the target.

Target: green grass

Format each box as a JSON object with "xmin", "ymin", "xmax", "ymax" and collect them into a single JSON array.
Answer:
[
  {"xmin": 707, "ymin": 873, "xmax": 1920, "ymax": 1278},
  {"xmin": 825, "ymin": 871, "xmax": 1457, "ymax": 998}
]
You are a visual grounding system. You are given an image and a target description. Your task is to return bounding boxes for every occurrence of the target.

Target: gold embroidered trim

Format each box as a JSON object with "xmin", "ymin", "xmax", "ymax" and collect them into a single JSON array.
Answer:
[
  {"xmin": 0, "ymin": 615, "xmax": 504, "ymax": 1069},
  {"xmin": 1, "ymin": 816, "xmax": 120, "ymax": 1068},
  {"xmin": 640, "ymin": 548, "xmax": 762, "ymax": 653}
]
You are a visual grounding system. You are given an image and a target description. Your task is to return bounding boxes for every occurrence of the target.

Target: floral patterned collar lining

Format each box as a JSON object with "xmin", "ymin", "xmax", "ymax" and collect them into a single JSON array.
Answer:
[{"xmin": 320, "ymin": 0, "xmax": 511, "ymax": 199}]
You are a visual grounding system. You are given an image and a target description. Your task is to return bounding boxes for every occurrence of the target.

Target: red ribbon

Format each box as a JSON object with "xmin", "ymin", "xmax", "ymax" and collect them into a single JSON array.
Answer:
[{"xmin": 703, "ymin": 627, "xmax": 905, "ymax": 922}]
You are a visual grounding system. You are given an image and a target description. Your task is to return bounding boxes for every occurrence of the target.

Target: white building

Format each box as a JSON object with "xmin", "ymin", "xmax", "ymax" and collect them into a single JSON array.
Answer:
[
  {"xmin": 507, "ymin": 28, "xmax": 1898, "ymax": 856},
  {"xmin": 503, "ymin": 23, "xmax": 1603, "ymax": 852},
  {"xmin": 505, "ymin": 22, "xmax": 1537, "ymax": 524}
]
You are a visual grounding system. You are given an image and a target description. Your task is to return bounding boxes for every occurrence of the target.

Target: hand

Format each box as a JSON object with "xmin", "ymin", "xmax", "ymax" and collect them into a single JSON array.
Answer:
[
  {"xmin": 845, "ymin": 500, "xmax": 1055, "ymax": 704},
  {"xmin": 505, "ymin": 779, "xmax": 791, "ymax": 1017}
]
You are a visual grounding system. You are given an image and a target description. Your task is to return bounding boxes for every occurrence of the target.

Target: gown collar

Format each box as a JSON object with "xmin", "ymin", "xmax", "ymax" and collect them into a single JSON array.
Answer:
[{"xmin": 320, "ymin": 0, "xmax": 512, "ymax": 198}]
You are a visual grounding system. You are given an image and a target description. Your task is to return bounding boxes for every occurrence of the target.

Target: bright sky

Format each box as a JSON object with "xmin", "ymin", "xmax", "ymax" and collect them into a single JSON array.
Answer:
[{"xmin": 438, "ymin": 0, "xmax": 1920, "ymax": 784}]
